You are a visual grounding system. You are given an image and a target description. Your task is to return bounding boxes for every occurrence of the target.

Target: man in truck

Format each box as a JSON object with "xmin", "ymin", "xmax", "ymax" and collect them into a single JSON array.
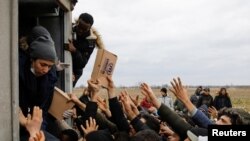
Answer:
[{"xmin": 66, "ymin": 12, "xmax": 105, "ymax": 87}]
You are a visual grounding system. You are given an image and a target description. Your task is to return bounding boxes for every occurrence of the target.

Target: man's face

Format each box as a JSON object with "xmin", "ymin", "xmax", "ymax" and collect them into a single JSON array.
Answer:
[
  {"xmin": 32, "ymin": 59, "xmax": 54, "ymax": 76},
  {"xmin": 221, "ymin": 89, "xmax": 226, "ymax": 95},
  {"xmin": 215, "ymin": 115, "xmax": 232, "ymax": 125},
  {"xmin": 76, "ymin": 19, "xmax": 92, "ymax": 36},
  {"xmin": 161, "ymin": 91, "xmax": 167, "ymax": 96},
  {"xmin": 198, "ymin": 88, "xmax": 202, "ymax": 93}
]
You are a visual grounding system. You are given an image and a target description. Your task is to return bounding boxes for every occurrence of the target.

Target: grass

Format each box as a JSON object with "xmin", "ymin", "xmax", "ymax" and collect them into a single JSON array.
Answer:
[{"xmin": 73, "ymin": 86, "xmax": 250, "ymax": 112}]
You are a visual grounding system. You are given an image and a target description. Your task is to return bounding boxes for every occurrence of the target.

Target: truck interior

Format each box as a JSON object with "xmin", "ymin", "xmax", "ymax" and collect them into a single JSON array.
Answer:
[{"xmin": 19, "ymin": 0, "xmax": 74, "ymax": 91}]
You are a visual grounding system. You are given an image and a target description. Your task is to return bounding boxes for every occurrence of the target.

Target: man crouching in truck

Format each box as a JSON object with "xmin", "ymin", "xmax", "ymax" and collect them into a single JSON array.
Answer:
[
  {"xmin": 19, "ymin": 26, "xmax": 59, "ymax": 140},
  {"xmin": 66, "ymin": 13, "xmax": 105, "ymax": 87}
]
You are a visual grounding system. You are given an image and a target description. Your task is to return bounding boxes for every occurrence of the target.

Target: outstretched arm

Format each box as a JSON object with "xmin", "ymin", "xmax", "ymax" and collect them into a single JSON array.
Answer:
[
  {"xmin": 169, "ymin": 77, "xmax": 195, "ymax": 113},
  {"xmin": 104, "ymin": 76, "xmax": 130, "ymax": 132},
  {"xmin": 169, "ymin": 77, "xmax": 213, "ymax": 128}
]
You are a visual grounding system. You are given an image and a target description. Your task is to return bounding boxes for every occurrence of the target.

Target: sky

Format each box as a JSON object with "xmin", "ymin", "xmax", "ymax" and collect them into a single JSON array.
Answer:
[{"xmin": 72, "ymin": 0, "xmax": 250, "ymax": 87}]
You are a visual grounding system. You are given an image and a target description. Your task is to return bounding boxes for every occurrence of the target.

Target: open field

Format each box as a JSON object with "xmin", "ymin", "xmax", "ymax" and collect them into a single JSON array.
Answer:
[{"xmin": 73, "ymin": 86, "xmax": 250, "ymax": 112}]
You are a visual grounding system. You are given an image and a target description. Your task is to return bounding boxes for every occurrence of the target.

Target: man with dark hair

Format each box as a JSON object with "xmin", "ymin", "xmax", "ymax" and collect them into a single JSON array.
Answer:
[
  {"xmin": 190, "ymin": 86, "xmax": 202, "ymax": 107},
  {"xmin": 196, "ymin": 87, "xmax": 213, "ymax": 109},
  {"xmin": 158, "ymin": 87, "xmax": 174, "ymax": 110},
  {"xmin": 66, "ymin": 13, "xmax": 105, "ymax": 87},
  {"xmin": 217, "ymin": 107, "xmax": 244, "ymax": 125}
]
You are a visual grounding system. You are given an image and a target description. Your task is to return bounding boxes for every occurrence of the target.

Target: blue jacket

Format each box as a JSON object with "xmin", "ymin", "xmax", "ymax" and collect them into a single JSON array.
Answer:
[{"xmin": 191, "ymin": 108, "xmax": 214, "ymax": 128}]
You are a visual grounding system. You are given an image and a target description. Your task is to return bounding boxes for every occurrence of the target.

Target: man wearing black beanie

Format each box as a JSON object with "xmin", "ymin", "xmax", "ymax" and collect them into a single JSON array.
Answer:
[{"xmin": 19, "ymin": 25, "xmax": 59, "ymax": 140}]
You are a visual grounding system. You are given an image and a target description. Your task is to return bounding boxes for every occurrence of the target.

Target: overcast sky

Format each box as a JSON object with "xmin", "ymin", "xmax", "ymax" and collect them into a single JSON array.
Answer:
[{"xmin": 72, "ymin": 0, "xmax": 250, "ymax": 87}]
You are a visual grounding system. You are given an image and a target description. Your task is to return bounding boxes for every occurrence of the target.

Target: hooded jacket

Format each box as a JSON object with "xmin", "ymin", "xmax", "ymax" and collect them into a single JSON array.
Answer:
[{"xmin": 19, "ymin": 26, "xmax": 58, "ymax": 130}]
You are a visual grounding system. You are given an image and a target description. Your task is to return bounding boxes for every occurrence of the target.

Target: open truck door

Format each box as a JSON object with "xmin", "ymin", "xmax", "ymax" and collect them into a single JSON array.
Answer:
[
  {"xmin": 0, "ymin": 0, "xmax": 74, "ymax": 140},
  {"xmin": 19, "ymin": 0, "xmax": 74, "ymax": 92}
]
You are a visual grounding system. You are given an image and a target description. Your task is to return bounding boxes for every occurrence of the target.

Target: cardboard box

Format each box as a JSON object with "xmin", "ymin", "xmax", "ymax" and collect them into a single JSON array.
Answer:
[
  {"xmin": 91, "ymin": 49, "xmax": 118, "ymax": 88},
  {"xmin": 48, "ymin": 87, "xmax": 75, "ymax": 120}
]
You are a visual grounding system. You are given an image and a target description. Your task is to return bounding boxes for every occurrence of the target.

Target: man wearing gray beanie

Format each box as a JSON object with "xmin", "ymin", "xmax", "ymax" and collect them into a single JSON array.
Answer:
[
  {"xmin": 19, "ymin": 25, "xmax": 59, "ymax": 140},
  {"xmin": 29, "ymin": 36, "xmax": 57, "ymax": 63},
  {"xmin": 28, "ymin": 25, "xmax": 52, "ymax": 44},
  {"xmin": 29, "ymin": 25, "xmax": 57, "ymax": 63}
]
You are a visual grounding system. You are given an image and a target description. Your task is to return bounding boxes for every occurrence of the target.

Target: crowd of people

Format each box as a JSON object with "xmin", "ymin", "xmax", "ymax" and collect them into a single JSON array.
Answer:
[
  {"xmin": 18, "ymin": 60, "xmax": 250, "ymax": 141},
  {"xmin": 18, "ymin": 9, "xmax": 250, "ymax": 141}
]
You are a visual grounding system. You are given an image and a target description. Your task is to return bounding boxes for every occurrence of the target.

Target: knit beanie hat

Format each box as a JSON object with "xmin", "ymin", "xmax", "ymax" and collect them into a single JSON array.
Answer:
[
  {"xmin": 28, "ymin": 26, "xmax": 51, "ymax": 44},
  {"xmin": 29, "ymin": 26, "xmax": 57, "ymax": 62}
]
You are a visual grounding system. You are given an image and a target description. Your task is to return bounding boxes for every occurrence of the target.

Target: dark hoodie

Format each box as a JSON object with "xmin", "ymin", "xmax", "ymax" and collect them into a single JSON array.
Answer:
[{"xmin": 19, "ymin": 26, "xmax": 58, "ymax": 138}]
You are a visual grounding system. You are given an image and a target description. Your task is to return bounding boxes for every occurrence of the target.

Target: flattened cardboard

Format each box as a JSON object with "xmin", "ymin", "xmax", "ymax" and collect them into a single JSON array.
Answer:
[
  {"xmin": 91, "ymin": 49, "xmax": 117, "ymax": 88},
  {"xmin": 48, "ymin": 87, "xmax": 75, "ymax": 120}
]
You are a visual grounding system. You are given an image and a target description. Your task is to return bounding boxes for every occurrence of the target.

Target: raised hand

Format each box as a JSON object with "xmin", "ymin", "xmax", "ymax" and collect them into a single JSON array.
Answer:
[
  {"xmin": 24, "ymin": 106, "xmax": 43, "ymax": 138},
  {"xmin": 88, "ymin": 79, "xmax": 101, "ymax": 93},
  {"xmin": 106, "ymin": 76, "xmax": 116, "ymax": 98},
  {"xmin": 159, "ymin": 122, "xmax": 174, "ymax": 136},
  {"xmin": 208, "ymin": 106, "xmax": 218, "ymax": 119},
  {"xmin": 97, "ymin": 96, "xmax": 112, "ymax": 118},
  {"xmin": 140, "ymin": 83, "xmax": 161, "ymax": 109},
  {"xmin": 67, "ymin": 39, "xmax": 76, "ymax": 52},
  {"xmin": 130, "ymin": 95, "xmax": 140, "ymax": 107},
  {"xmin": 169, "ymin": 77, "xmax": 195, "ymax": 112},
  {"xmin": 87, "ymin": 79, "xmax": 102, "ymax": 102},
  {"xmin": 81, "ymin": 117, "xmax": 99, "ymax": 136},
  {"xmin": 119, "ymin": 90, "xmax": 139, "ymax": 120},
  {"xmin": 69, "ymin": 93, "xmax": 80, "ymax": 103},
  {"xmin": 69, "ymin": 93, "xmax": 86, "ymax": 110},
  {"xmin": 169, "ymin": 77, "xmax": 189, "ymax": 104}
]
